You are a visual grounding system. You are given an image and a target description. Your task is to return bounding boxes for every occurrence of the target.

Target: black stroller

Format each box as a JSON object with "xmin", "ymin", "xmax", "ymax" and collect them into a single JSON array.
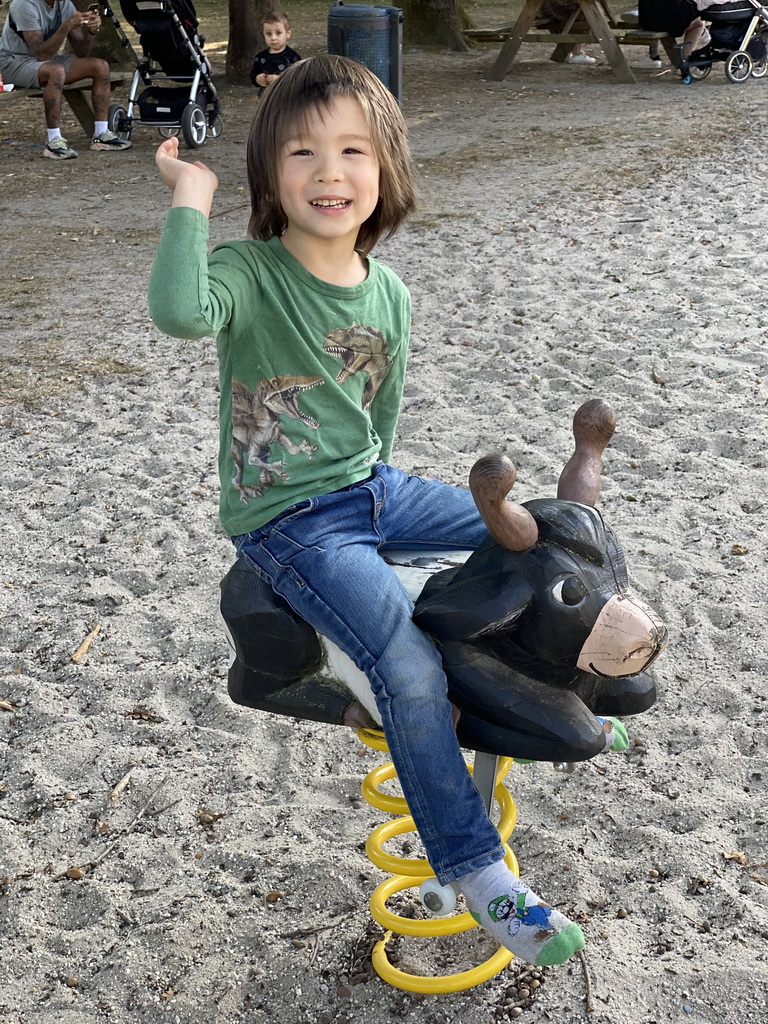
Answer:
[
  {"xmin": 680, "ymin": 0, "xmax": 768, "ymax": 83},
  {"xmin": 102, "ymin": 0, "xmax": 222, "ymax": 148}
]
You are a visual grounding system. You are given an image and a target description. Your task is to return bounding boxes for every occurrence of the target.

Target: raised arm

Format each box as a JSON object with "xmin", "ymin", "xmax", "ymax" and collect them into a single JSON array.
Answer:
[{"xmin": 155, "ymin": 137, "xmax": 219, "ymax": 217}]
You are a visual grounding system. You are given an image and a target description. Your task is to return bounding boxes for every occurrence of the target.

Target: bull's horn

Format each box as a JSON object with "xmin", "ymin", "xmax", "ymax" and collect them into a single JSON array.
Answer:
[
  {"xmin": 469, "ymin": 454, "xmax": 538, "ymax": 551},
  {"xmin": 557, "ymin": 399, "xmax": 617, "ymax": 506}
]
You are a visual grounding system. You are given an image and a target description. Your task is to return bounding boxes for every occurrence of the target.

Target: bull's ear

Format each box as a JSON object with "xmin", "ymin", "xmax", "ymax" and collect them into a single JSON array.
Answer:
[{"xmin": 414, "ymin": 544, "xmax": 533, "ymax": 642}]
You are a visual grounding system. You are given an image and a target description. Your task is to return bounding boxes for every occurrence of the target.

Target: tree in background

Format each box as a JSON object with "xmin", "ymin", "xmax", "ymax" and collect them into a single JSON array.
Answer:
[{"xmin": 401, "ymin": 0, "xmax": 468, "ymax": 50}]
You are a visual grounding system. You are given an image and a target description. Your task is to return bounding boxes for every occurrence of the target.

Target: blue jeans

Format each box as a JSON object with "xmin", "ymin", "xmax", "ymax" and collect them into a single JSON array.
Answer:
[{"xmin": 232, "ymin": 462, "xmax": 505, "ymax": 883}]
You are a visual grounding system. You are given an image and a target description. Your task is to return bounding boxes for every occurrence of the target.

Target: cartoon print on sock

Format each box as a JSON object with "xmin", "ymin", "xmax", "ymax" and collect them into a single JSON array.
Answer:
[
  {"xmin": 231, "ymin": 375, "xmax": 323, "ymax": 503},
  {"xmin": 488, "ymin": 891, "xmax": 555, "ymax": 940},
  {"xmin": 323, "ymin": 324, "xmax": 392, "ymax": 412}
]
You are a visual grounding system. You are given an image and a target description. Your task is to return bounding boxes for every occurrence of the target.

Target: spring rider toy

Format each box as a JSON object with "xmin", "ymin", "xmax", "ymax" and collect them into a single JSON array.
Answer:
[{"xmin": 219, "ymin": 398, "xmax": 668, "ymax": 991}]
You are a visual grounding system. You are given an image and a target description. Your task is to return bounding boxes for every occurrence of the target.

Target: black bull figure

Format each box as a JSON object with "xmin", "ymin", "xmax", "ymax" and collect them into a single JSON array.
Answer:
[{"xmin": 219, "ymin": 400, "xmax": 668, "ymax": 763}]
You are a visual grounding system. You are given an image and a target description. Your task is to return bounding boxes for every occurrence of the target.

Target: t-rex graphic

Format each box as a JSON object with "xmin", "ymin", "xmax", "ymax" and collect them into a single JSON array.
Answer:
[
  {"xmin": 231, "ymin": 375, "xmax": 323, "ymax": 503},
  {"xmin": 322, "ymin": 324, "xmax": 391, "ymax": 412}
]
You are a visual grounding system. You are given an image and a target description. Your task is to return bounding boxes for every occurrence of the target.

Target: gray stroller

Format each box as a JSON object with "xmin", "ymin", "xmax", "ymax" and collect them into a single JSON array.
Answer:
[{"xmin": 680, "ymin": 0, "xmax": 768, "ymax": 82}]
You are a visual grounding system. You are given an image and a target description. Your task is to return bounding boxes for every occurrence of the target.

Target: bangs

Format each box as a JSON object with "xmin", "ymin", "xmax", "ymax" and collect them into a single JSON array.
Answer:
[{"xmin": 273, "ymin": 83, "xmax": 377, "ymax": 152}]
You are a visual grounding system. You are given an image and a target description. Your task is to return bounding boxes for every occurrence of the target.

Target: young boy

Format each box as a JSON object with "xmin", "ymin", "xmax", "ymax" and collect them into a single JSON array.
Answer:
[
  {"xmin": 249, "ymin": 10, "xmax": 301, "ymax": 93},
  {"xmin": 149, "ymin": 55, "xmax": 585, "ymax": 969}
]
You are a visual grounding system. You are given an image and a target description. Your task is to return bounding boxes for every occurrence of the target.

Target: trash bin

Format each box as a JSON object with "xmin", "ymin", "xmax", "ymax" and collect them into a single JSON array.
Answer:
[{"xmin": 327, "ymin": 3, "xmax": 403, "ymax": 103}]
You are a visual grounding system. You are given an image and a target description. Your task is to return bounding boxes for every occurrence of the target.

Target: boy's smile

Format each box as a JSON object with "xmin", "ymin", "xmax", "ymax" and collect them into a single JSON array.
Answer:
[
  {"xmin": 278, "ymin": 96, "xmax": 380, "ymax": 264},
  {"xmin": 264, "ymin": 21, "xmax": 290, "ymax": 53}
]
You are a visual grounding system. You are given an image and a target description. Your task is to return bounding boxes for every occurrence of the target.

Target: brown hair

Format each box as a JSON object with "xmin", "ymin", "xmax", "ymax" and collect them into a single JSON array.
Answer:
[
  {"xmin": 246, "ymin": 54, "xmax": 416, "ymax": 256},
  {"xmin": 262, "ymin": 10, "xmax": 290, "ymax": 31}
]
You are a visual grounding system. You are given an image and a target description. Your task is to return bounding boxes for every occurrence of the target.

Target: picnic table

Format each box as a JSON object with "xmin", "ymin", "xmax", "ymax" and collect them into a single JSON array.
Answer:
[
  {"xmin": 0, "ymin": 71, "xmax": 132, "ymax": 136},
  {"xmin": 468, "ymin": 0, "xmax": 677, "ymax": 84}
]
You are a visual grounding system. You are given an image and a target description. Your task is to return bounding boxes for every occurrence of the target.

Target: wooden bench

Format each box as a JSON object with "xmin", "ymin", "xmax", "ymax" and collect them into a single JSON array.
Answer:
[
  {"xmin": 466, "ymin": 0, "xmax": 678, "ymax": 84},
  {"xmin": 0, "ymin": 71, "xmax": 132, "ymax": 136}
]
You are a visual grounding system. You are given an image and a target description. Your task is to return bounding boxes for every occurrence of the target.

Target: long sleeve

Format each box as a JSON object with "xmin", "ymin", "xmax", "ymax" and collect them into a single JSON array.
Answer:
[{"xmin": 148, "ymin": 206, "xmax": 236, "ymax": 340}]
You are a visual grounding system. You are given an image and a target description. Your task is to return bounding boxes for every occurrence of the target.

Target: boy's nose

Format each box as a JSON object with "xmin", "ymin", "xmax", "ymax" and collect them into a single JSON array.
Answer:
[{"xmin": 315, "ymin": 158, "xmax": 342, "ymax": 182}]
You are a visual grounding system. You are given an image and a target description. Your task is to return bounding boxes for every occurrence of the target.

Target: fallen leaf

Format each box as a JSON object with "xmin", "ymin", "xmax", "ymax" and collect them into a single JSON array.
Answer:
[{"xmin": 722, "ymin": 851, "xmax": 748, "ymax": 866}]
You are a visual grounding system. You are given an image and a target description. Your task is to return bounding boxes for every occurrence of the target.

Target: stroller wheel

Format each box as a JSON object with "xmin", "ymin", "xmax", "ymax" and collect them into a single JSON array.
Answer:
[
  {"xmin": 751, "ymin": 55, "xmax": 768, "ymax": 78},
  {"xmin": 725, "ymin": 50, "xmax": 753, "ymax": 83},
  {"xmin": 206, "ymin": 113, "xmax": 224, "ymax": 140},
  {"xmin": 688, "ymin": 62, "xmax": 711, "ymax": 80},
  {"xmin": 181, "ymin": 103, "xmax": 207, "ymax": 149},
  {"xmin": 158, "ymin": 127, "xmax": 182, "ymax": 139},
  {"xmin": 107, "ymin": 103, "xmax": 131, "ymax": 141}
]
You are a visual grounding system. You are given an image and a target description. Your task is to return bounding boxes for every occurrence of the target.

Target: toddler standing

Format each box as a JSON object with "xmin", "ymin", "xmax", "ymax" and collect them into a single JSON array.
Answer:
[{"xmin": 249, "ymin": 9, "xmax": 301, "ymax": 92}]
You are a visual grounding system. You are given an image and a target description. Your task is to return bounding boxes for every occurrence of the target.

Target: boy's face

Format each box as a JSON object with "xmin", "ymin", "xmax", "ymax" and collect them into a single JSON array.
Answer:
[
  {"xmin": 263, "ymin": 21, "xmax": 290, "ymax": 52},
  {"xmin": 278, "ymin": 96, "xmax": 380, "ymax": 253}
]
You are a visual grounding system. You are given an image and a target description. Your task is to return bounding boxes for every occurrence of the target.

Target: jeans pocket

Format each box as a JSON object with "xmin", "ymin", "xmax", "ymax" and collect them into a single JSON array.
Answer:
[{"xmin": 275, "ymin": 498, "xmax": 315, "ymax": 527}]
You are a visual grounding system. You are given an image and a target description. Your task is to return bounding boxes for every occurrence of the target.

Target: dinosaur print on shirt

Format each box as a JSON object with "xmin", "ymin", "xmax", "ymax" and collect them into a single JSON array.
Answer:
[
  {"xmin": 323, "ymin": 324, "xmax": 392, "ymax": 412},
  {"xmin": 231, "ymin": 374, "xmax": 322, "ymax": 503}
]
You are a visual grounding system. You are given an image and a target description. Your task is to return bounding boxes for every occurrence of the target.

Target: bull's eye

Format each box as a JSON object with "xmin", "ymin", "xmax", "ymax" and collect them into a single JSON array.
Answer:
[{"xmin": 552, "ymin": 576, "xmax": 587, "ymax": 606}]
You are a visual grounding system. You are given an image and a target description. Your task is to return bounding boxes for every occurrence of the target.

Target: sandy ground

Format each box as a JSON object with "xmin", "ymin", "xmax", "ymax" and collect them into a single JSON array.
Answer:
[{"xmin": 1, "ymin": 31, "xmax": 767, "ymax": 1024}]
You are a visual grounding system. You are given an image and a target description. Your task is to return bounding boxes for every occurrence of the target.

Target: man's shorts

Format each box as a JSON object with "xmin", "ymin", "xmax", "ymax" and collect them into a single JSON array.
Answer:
[{"xmin": 0, "ymin": 52, "xmax": 76, "ymax": 89}]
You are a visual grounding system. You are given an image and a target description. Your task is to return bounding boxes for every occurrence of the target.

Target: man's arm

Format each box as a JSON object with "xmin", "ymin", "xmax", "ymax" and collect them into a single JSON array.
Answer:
[
  {"xmin": 21, "ymin": 9, "xmax": 98, "ymax": 62},
  {"xmin": 67, "ymin": 7, "xmax": 101, "ymax": 58}
]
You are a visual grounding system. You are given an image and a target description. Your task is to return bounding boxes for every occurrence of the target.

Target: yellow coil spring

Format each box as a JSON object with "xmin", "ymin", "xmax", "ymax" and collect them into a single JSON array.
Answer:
[{"xmin": 356, "ymin": 728, "xmax": 519, "ymax": 993}]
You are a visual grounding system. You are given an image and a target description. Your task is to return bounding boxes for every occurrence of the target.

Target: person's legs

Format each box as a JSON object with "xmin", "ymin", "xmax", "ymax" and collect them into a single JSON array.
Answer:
[
  {"xmin": 34, "ymin": 60, "xmax": 79, "ymax": 159},
  {"xmin": 234, "ymin": 478, "xmax": 502, "ymax": 882},
  {"xmin": 64, "ymin": 56, "xmax": 111, "ymax": 119},
  {"xmin": 682, "ymin": 16, "xmax": 706, "ymax": 53},
  {"xmin": 63, "ymin": 57, "xmax": 132, "ymax": 149},
  {"xmin": 37, "ymin": 61, "xmax": 67, "ymax": 129}
]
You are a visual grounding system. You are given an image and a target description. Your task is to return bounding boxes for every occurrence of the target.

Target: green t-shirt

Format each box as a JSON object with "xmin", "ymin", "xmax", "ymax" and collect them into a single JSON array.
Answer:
[{"xmin": 148, "ymin": 207, "xmax": 411, "ymax": 537}]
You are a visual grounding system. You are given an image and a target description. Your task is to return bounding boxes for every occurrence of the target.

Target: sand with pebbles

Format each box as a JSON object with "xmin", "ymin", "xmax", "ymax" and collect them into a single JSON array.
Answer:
[{"xmin": 1, "ymin": 34, "xmax": 767, "ymax": 1024}]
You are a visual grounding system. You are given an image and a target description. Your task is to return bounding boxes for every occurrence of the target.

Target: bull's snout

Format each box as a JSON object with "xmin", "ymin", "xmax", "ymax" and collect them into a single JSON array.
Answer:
[{"xmin": 577, "ymin": 594, "xmax": 668, "ymax": 678}]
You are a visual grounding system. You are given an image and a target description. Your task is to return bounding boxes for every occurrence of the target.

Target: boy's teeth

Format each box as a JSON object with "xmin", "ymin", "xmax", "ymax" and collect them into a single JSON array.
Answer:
[{"xmin": 312, "ymin": 199, "xmax": 346, "ymax": 207}]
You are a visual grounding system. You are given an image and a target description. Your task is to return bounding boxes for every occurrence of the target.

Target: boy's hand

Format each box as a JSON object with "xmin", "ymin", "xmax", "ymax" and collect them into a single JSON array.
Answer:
[{"xmin": 155, "ymin": 137, "xmax": 218, "ymax": 216}]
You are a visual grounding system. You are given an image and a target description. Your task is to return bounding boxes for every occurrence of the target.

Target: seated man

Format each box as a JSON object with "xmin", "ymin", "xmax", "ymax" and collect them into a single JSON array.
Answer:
[{"xmin": 0, "ymin": 0, "xmax": 131, "ymax": 159}]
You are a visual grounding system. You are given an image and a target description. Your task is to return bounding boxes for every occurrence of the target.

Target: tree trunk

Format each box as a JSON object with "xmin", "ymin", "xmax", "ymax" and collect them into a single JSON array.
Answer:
[
  {"xmin": 400, "ymin": 0, "xmax": 469, "ymax": 51},
  {"xmin": 226, "ymin": 0, "xmax": 273, "ymax": 84}
]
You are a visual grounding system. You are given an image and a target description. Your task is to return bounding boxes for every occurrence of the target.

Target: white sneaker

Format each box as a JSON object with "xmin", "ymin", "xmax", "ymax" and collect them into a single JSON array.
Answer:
[
  {"xmin": 565, "ymin": 52, "xmax": 597, "ymax": 64},
  {"xmin": 631, "ymin": 54, "xmax": 663, "ymax": 68},
  {"xmin": 621, "ymin": 9, "xmax": 640, "ymax": 25}
]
